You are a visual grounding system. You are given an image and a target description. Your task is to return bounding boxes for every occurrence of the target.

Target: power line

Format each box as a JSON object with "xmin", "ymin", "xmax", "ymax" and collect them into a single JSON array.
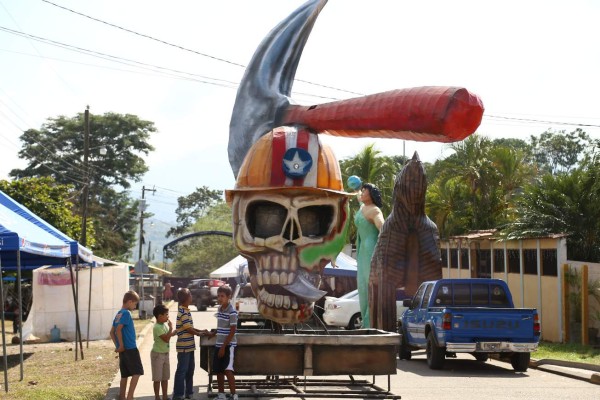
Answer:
[
  {"xmin": 0, "ymin": 26, "xmax": 243, "ymax": 90},
  {"xmin": 4, "ymin": 27, "xmax": 597, "ymax": 129},
  {"xmin": 39, "ymin": 0, "xmax": 365, "ymax": 97},
  {"xmin": 486, "ymin": 114, "xmax": 600, "ymax": 129}
]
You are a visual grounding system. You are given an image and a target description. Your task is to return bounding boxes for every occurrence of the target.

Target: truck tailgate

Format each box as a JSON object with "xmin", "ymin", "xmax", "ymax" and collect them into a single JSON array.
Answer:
[{"xmin": 447, "ymin": 308, "xmax": 537, "ymax": 342}]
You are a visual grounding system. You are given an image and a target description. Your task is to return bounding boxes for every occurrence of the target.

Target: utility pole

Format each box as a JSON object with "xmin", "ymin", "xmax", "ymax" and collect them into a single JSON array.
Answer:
[
  {"xmin": 138, "ymin": 185, "xmax": 156, "ymax": 319},
  {"xmin": 80, "ymin": 106, "xmax": 90, "ymax": 247}
]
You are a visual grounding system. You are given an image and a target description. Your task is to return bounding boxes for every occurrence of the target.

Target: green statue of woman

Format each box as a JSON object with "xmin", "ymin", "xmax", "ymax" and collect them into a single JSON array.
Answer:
[{"xmin": 354, "ymin": 182, "xmax": 384, "ymax": 328}]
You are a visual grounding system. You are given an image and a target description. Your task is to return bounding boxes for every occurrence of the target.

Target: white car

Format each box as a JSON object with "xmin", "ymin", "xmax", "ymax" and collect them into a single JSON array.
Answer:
[
  {"xmin": 323, "ymin": 289, "xmax": 409, "ymax": 330},
  {"xmin": 232, "ymin": 283, "xmax": 268, "ymax": 327}
]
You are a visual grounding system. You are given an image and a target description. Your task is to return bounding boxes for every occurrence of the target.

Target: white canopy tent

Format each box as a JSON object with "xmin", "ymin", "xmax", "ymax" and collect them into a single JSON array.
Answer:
[{"xmin": 210, "ymin": 255, "xmax": 248, "ymax": 279}]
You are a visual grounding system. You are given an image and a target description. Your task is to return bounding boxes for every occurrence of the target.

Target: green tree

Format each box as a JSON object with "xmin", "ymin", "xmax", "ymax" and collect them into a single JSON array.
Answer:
[
  {"xmin": 530, "ymin": 128, "xmax": 590, "ymax": 175},
  {"xmin": 426, "ymin": 134, "xmax": 538, "ymax": 237},
  {"xmin": 501, "ymin": 164, "xmax": 600, "ymax": 262},
  {"xmin": 426, "ymin": 176, "xmax": 469, "ymax": 238},
  {"xmin": 431, "ymin": 135, "xmax": 499, "ymax": 231},
  {"xmin": 170, "ymin": 202, "xmax": 238, "ymax": 277},
  {"xmin": 10, "ymin": 112, "xmax": 155, "ymax": 189},
  {"xmin": 0, "ymin": 177, "xmax": 94, "ymax": 247},
  {"xmin": 93, "ymin": 189, "xmax": 140, "ymax": 261},
  {"xmin": 9, "ymin": 111, "xmax": 155, "ymax": 258},
  {"xmin": 167, "ymin": 186, "xmax": 224, "ymax": 238}
]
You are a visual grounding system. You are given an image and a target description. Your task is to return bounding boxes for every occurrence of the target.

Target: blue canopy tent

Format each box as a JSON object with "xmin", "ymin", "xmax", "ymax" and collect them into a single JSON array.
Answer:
[
  {"xmin": 0, "ymin": 190, "xmax": 93, "ymax": 392},
  {"xmin": 0, "ymin": 190, "xmax": 93, "ymax": 268}
]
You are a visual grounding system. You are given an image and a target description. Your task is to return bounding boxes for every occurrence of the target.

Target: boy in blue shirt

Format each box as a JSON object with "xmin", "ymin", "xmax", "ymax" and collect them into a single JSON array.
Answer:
[{"xmin": 110, "ymin": 290, "xmax": 144, "ymax": 400}]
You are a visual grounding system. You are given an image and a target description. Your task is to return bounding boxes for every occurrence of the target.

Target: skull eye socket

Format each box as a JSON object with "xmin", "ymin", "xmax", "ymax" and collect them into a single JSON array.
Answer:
[
  {"xmin": 246, "ymin": 201, "xmax": 335, "ymax": 240},
  {"xmin": 247, "ymin": 201, "xmax": 287, "ymax": 238},
  {"xmin": 298, "ymin": 205, "xmax": 334, "ymax": 238}
]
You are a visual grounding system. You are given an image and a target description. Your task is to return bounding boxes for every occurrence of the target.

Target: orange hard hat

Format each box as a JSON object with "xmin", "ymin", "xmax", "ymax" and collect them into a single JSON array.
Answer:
[{"xmin": 226, "ymin": 127, "xmax": 350, "ymax": 203}]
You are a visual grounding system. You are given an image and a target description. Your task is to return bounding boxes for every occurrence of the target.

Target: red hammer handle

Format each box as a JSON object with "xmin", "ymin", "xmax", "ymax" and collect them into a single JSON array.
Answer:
[{"xmin": 282, "ymin": 86, "xmax": 484, "ymax": 142}]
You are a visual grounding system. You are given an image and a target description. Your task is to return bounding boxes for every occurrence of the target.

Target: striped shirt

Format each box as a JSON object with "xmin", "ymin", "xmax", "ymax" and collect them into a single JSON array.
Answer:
[
  {"xmin": 215, "ymin": 303, "xmax": 238, "ymax": 348},
  {"xmin": 175, "ymin": 305, "xmax": 195, "ymax": 352}
]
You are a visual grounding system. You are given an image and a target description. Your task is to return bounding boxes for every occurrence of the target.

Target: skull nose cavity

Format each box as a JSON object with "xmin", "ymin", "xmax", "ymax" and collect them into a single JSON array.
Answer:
[{"xmin": 283, "ymin": 219, "xmax": 300, "ymax": 241}]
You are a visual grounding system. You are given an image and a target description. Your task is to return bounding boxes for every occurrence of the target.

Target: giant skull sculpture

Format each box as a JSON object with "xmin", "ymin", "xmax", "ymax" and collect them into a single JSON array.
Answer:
[{"xmin": 226, "ymin": 127, "xmax": 350, "ymax": 324}]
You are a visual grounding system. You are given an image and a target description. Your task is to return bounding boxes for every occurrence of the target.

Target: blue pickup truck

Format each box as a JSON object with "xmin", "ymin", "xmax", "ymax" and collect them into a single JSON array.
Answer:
[{"xmin": 398, "ymin": 278, "xmax": 540, "ymax": 371}]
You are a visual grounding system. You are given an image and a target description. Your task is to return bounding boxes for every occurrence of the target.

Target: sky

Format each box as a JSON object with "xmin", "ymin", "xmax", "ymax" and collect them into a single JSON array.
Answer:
[{"xmin": 1, "ymin": 0, "xmax": 599, "ymax": 227}]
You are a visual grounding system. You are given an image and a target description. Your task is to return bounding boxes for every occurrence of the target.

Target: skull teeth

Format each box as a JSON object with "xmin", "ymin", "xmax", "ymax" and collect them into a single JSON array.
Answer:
[
  {"xmin": 270, "ymin": 271, "xmax": 280, "ymax": 285},
  {"xmin": 250, "ymin": 253, "xmax": 322, "ymax": 324},
  {"xmin": 262, "ymin": 270, "xmax": 270, "ymax": 285},
  {"xmin": 287, "ymin": 272, "xmax": 296, "ymax": 285},
  {"xmin": 257, "ymin": 287, "xmax": 299, "ymax": 311}
]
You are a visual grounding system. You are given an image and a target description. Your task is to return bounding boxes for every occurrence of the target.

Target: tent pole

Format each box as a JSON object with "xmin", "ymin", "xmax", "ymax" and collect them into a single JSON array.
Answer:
[
  {"xmin": 68, "ymin": 259, "xmax": 84, "ymax": 360},
  {"xmin": 0, "ymin": 257, "xmax": 9, "ymax": 392},
  {"xmin": 86, "ymin": 261, "xmax": 94, "ymax": 348},
  {"xmin": 16, "ymin": 251, "xmax": 23, "ymax": 380},
  {"xmin": 75, "ymin": 256, "xmax": 84, "ymax": 359},
  {"xmin": 68, "ymin": 259, "xmax": 78, "ymax": 360},
  {"xmin": 76, "ymin": 257, "xmax": 80, "ymax": 350},
  {"xmin": 75, "ymin": 253, "xmax": 83, "ymax": 360}
]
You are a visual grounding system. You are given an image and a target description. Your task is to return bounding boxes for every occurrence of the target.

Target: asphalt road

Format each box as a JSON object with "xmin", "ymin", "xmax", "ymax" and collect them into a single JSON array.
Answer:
[{"xmin": 106, "ymin": 303, "xmax": 600, "ymax": 400}]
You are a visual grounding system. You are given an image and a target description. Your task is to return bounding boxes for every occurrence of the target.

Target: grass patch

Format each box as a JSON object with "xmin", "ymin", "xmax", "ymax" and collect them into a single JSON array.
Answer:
[
  {"xmin": 1, "ymin": 308, "xmax": 157, "ymax": 399},
  {"xmin": 1, "ymin": 344, "xmax": 119, "ymax": 400},
  {"xmin": 535, "ymin": 341, "xmax": 600, "ymax": 365}
]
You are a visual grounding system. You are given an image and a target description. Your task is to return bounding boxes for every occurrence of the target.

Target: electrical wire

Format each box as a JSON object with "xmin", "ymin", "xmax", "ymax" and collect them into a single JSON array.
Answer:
[
  {"xmin": 486, "ymin": 115, "xmax": 600, "ymax": 129},
  {"xmin": 40, "ymin": 0, "xmax": 365, "ymax": 97}
]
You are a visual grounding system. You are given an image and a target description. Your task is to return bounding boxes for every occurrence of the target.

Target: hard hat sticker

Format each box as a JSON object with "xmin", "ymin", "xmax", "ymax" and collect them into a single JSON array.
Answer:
[{"xmin": 282, "ymin": 148, "xmax": 313, "ymax": 179}]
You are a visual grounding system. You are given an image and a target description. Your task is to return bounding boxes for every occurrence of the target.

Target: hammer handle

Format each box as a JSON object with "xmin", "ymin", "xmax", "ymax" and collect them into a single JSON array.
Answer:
[{"xmin": 283, "ymin": 86, "xmax": 484, "ymax": 142}]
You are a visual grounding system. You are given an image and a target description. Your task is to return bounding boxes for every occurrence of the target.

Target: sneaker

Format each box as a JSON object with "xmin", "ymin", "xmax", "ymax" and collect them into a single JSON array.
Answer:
[
  {"xmin": 216, "ymin": 393, "xmax": 227, "ymax": 400},
  {"xmin": 232, "ymin": 394, "xmax": 239, "ymax": 400}
]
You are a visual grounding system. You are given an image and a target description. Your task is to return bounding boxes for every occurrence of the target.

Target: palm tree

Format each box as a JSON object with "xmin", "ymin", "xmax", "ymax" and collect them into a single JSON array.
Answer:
[
  {"xmin": 432, "ymin": 135, "xmax": 499, "ymax": 230},
  {"xmin": 426, "ymin": 176, "xmax": 469, "ymax": 237},
  {"xmin": 502, "ymin": 165, "xmax": 600, "ymax": 262},
  {"xmin": 491, "ymin": 146, "xmax": 537, "ymax": 224},
  {"xmin": 338, "ymin": 143, "xmax": 402, "ymax": 241}
]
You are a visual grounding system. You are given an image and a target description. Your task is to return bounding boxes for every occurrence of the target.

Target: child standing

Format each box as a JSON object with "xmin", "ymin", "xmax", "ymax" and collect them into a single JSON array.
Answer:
[
  {"xmin": 151, "ymin": 304, "xmax": 175, "ymax": 400},
  {"xmin": 204, "ymin": 285, "xmax": 238, "ymax": 400},
  {"xmin": 173, "ymin": 288, "xmax": 201, "ymax": 400},
  {"xmin": 110, "ymin": 290, "xmax": 143, "ymax": 400}
]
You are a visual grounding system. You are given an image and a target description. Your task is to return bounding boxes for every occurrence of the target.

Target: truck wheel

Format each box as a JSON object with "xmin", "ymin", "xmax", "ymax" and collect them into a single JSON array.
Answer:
[
  {"xmin": 426, "ymin": 332, "xmax": 445, "ymax": 369},
  {"xmin": 197, "ymin": 302, "xmax": 207, "ymax": 312},
  {"xmin": 347, "ymin": 313, "xmax": 362, "ymax": 330},
  {"xmin": 399, "ymin": 332, "xmax": 412, "ymax": 360},
  {"xmin": 510, "ymin": 352, "xmax": 530, "ymax": 372},
  {"xmin": 474, "ymin": 353, "xmax": 488, "ymax": 362}
]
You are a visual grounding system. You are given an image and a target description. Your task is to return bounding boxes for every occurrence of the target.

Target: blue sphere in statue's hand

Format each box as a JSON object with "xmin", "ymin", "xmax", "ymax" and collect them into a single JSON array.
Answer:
[{"xmin": 347, "ymin": 175, "xmax": 362, "ymax": 191}]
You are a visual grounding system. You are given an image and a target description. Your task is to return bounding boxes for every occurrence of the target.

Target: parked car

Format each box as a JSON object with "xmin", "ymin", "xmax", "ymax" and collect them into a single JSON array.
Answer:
[
  {"xmin": 186, "ymin": 280, "xmax": 211, "ymax": 311},
  {"xmin": 189, "ymin": 278, "xmax": 226, "ymax": 306},
  {"xmin": 398, "ymin": 278, "xmax": 540, "ymax": 371},
  {"xmin": 322, "ymin": 289, "xmax": 408, "ymax": 330},
  {"xmin": 232, "ymin": 283, "xmax": 269, "ymax": 327}
]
